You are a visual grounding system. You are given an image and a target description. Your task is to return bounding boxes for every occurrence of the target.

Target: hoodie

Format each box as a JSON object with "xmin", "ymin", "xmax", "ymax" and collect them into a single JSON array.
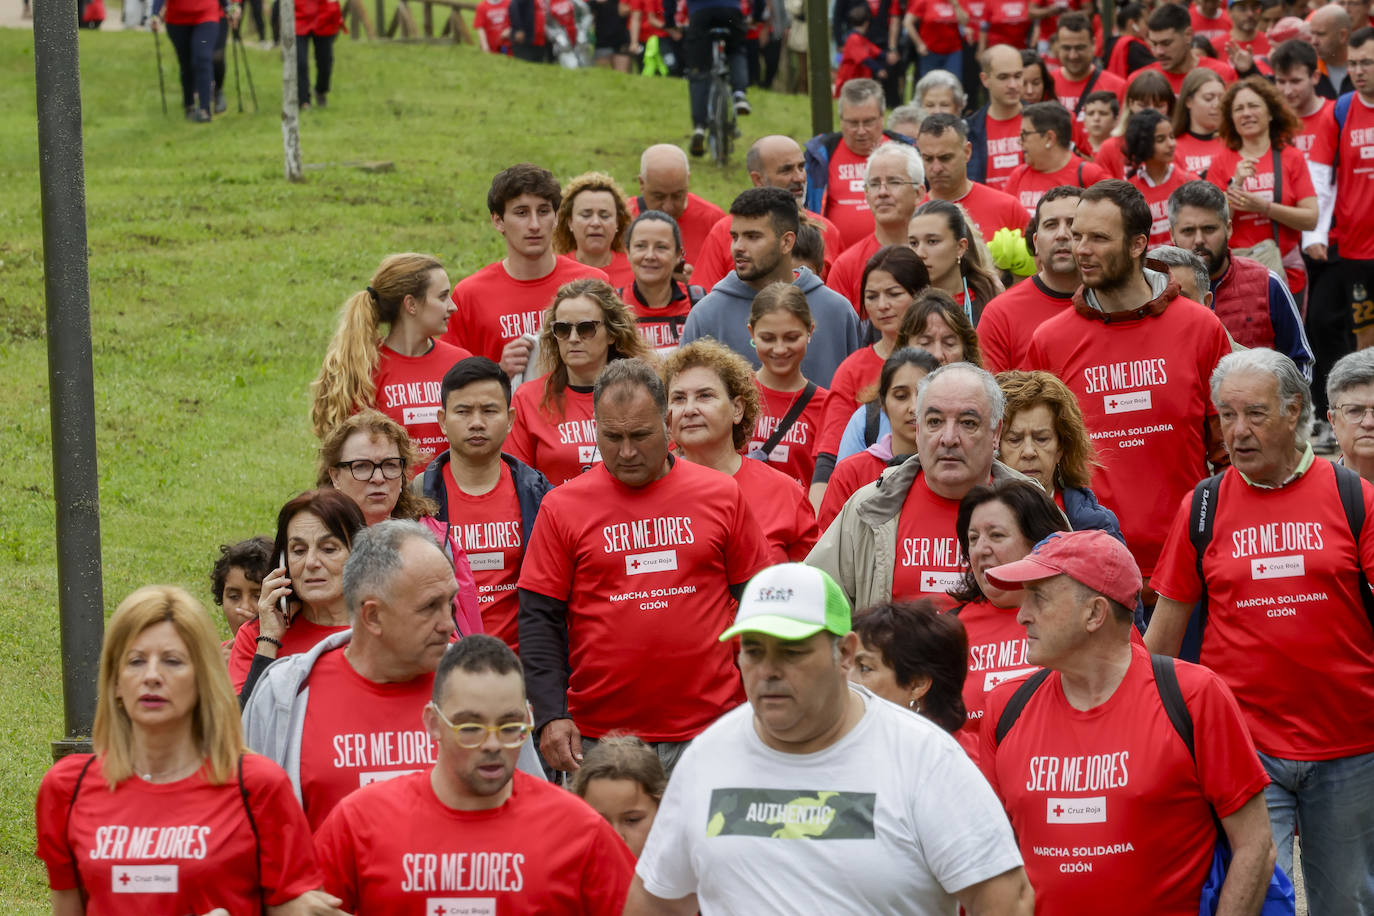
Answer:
[{"xmin": 679, "ymin": 266, "xmax": 861, "ymax": 388}]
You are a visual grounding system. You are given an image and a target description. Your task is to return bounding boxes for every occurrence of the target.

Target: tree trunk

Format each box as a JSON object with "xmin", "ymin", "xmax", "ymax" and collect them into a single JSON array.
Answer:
[{"xmin": 280, "ymin": 0, "xmax": 303, "ymax": 182}]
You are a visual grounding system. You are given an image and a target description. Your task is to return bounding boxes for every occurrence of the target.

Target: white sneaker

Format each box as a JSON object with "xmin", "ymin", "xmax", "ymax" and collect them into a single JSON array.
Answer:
[{"xmin": 733, "ymin": 91, "xmax": 751, "ymax": 115}]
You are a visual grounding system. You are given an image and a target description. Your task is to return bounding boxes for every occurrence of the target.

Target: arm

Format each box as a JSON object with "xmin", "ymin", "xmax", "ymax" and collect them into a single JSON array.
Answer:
[
  {"xmin": 1263, "ymin": 195, "xmax": 1318, "ymax": 232},
  {"xmin": 887, "ymin": 12, "xmax": 900, "ymax": 61},
  {"xmin": 1143, "ymin": 595, "xmax": 1192, "ymax": 656},
  {"xmin": 1266, "ymin": 273, "xmax": 1313, "ymax": 382},
  {"xmin": 517, "ymin": 587, "xmax": 581, "ymax": 771},
  {"xmin": 954, "ymin": 867, "xmax": 1035, "ymax": 916},
  {"xmin": 51, "ymin": 890, "xmax": 82, "ymax": 916},
  {"xmin": 1215, "ymin": 792, "xmax": 1279, "ymax": 916},
  {"xmin": 621, "ymin": 877, "xmax": 700, "ymax": 916},
  {"xmin": 266, "ymin": 891, "xmax": 351, "ymax": 916},
  {"xmin": 1303, "ymin": 161, "xmax": 1334, "ymax": 256},
  {"xmin": 903, "ymin": 11, "xmax": 923, "ymax": 50}
]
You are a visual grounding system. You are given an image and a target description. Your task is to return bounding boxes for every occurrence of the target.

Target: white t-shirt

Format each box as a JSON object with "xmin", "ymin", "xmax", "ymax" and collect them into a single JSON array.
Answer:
[{"xmin": 636, "ymin": 684, "xmax": 1023, "ymax": 915}]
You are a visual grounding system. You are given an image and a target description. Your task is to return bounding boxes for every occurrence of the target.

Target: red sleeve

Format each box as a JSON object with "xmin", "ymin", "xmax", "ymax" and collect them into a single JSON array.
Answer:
[
  {"xmin": 1286, "ymin": 146, "xmax": 1316, "ymax": 202},
  {"xmin": 34, "ymin": 755, "xmax": 87, "ymax": 891},
  {"xmin": 516, "ymin": 491, "xmax": 575, "ymax": 600},
  {"xmin": 692, "ymin": 221, "xmax": 733, "ymax": 292},
  {"xmin": 1308, "ymin": 110, "xmax": 1338, "ymax": 167},
  {"xmin": 817, "ymin": 367, "xmax": 860, "ymax": 455},
  {"xmin": 579, "ymin": 817, "xmax": 637, "ymax": 914},
  {"xmin": 818, "ymin": 463, "xmax": 858, "ymax": 529},
  {"xmin": 312, "ymin": 800, "xmax": 360, "ymax": 913},
  {"xmin": 1146, "ymin": 491, "xmax": 1205, "ymax": 603},
  {"xmin": 979, "ymin": 309, "xmax": 1012, "ymax": 374},
  {"xmin": 785, "ymin": 485, "xmax": 820, "ymax": 561},
  {"xmin": 1182, "ymin": 665, "xmax": 1270, "ymax": 817},
  {"xmin": 1205, "ymin": 149, "xmax": 1236, "ymax": 191},
  {"xmin": 1202, "ymin": 318, "xmax": 1230, "ymax": 419},
  {"xmin": 504, "ymin": 385, "xmax": 540, "ymax": 467},
  {"xmin": 726, "ymin": 488, "xmax": 775, "ymax": 586},
  {"xmin": 1084, "ymin": 162, "xmax": 1111, "ymax": 184},
  {"xmin": 246, "ymin": 755, "xmax": 325, "ymax": 905},
  {"xmin": 227, "ymin": 618, "xmax": 262, "ymax": 691},
  {"xmin": 906, "ymin": 0, "xmax": 922, "ymax": 16},
  {"xmin": 1358, "ymin": 477, "xmax": 1374, "ymax": 581}
]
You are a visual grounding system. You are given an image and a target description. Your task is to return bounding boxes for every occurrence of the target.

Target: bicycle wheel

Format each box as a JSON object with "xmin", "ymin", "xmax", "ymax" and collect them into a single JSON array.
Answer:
[{"xmin": 707, "ymin": 77, "xmax": 732, "ymax": 166}]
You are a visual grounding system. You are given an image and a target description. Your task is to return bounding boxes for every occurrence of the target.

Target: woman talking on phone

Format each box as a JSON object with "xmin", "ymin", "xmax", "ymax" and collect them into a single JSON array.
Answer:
[
  {"xmin": 227, "ymin": 488, "xmax": 364, "ymax": 699},
  {"xmin": 35, "ymin": 585, "xmax": 344, "ymax": 916}
]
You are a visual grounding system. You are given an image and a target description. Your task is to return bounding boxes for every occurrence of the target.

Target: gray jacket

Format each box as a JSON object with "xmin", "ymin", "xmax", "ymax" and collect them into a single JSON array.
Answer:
[
  {"xmin": 807, "ymin": 454, "xmax": 1044, "ymax": 610},
  {"xmin": 241, "ymin": 630, "xmax": 542, "ymax": 803},
  {"xmin": 679, "ymin": 266, "xmax": 860, "ymax": 388}
]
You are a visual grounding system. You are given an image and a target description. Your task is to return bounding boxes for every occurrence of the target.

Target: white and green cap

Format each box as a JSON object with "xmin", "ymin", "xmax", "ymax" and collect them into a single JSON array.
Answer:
[{"xmin": 718, "ymin": 563, "xmax": 852, "ymax": 642}]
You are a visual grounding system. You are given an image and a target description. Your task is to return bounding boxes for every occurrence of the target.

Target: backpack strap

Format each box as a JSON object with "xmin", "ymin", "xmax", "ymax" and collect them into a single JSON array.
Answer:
[
  {"xmin": 63, "ymin": 754, "xmax": 97, "ymax": 907},
  {"xmin": 237, "ymin": 755, "xmax": 267, "ymax": 915},
  {"xmin": 1332, "ymin": 463, "xmax": 1374, "ymax": 633},
  {"xmin": 759, "ymin": 382, "xmax": 817, "ymax": 456},
  {"xmin": 1270, "ymin": 145, "xmax": 1283, "ymax": 246},
  {"xmin": 1150, "ymin": 653, "xmax": 1195, "ymax": 761},
  {"xmin": 994, "ymin": 668, "xmax": 1052, "ymax": 745},
  {"xmin": 1333, "ymin": 93, "xmax": 1354, "ymax": 173},
  {"xmin": 1077, "ymin": 160, "xmax": 1084, "ymax": 185},
  {"xmin": 863, "ymin": 398, "xmax": 882, "ymax": 447},
  {"xmin": 1073, "ymin": 68, "xmax": 1101, "ymax": 116},
  {"xmin": 1183, "ymin": 472, "xmax": 1225, "ymax": 660}
]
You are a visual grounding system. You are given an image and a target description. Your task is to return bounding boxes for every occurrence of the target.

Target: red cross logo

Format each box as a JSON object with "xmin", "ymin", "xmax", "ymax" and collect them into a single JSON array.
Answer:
[
  {"xmin": 925, "ymin": 576, "xmax": 936, "ymax": 588},
  {"xmin": 1257, "ymin": 563, "xmax": 1267, "ymax": 573},
  {"xmin": 434, "ymin": 907, "xmax": 447, "ymax": 916},
  {"xmin": 631, "ymin": 559, "xmax": 641, "ymax": 569},
  {"xmin": 119, "ymin": 873, "xmax": 131, "ymax": 885},
  {"xmin": 1053, "ymin": 805, "xmax": 1064, "ymax": 817},
  {"xmin": 1108, "ymin": 399, "xmax": 1118, "ymax": 409}
]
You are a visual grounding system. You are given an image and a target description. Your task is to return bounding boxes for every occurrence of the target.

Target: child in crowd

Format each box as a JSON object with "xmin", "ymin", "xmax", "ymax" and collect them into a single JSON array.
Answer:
[
  {"xmin": 570, "ymin": 735, "xmax": 667, "ymax": 858},
  {"xmin": 209, "ymin": 535, "xmax": 273, "ymax": 661},
  {"xmin": 834, "ymin": 5, "xmax": 886, "ymax": 97},
  {"xmin": 1081, "ymin": 89, "xmax": 1121, "ymax": 155}
]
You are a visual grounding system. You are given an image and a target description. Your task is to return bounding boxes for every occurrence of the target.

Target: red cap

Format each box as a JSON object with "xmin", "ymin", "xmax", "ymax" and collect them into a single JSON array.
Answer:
[{"xmin": 985, "ymin": 530, "xmax": 1141, "ymax": 609}]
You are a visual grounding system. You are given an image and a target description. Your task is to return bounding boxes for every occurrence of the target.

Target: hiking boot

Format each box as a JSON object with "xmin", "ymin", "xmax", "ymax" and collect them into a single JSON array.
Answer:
[
  {"xmin": 191, "ymin": 108, "xmax": 212, "ymax": 123},
  {"xmin": 214, "ymin": 88, "xmax": 227, "ymax": 113},
  {"xmin": 690, "ymin": 127, "xmax": 706, "ymax": 157},
  {"xmin": 733, "ymin": 91, "xmax": 751, "ymax": 115},
  {"xmin": 184, "ymin": 105, "xmax": 196, "ymax": 120},
  {"xmin": 315, "ymin": 92, "xmax": 327, "ymax": 108}
]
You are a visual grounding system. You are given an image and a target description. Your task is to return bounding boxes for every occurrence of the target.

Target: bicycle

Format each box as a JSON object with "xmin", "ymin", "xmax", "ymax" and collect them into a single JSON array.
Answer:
[{"xmin": 705, "ymin": 26, "xmax": 738, "ymax": 166}]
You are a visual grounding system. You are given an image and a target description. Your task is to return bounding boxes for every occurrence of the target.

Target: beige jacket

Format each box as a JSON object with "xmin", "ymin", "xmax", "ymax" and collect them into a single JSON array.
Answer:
[{"xmin": 806, "ymin": 454, "xmax": 1040, "ymax": 610}]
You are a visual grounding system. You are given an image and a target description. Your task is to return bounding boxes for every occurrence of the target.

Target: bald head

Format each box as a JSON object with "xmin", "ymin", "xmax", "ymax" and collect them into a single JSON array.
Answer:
[
  {"xmin": 1311, "ymin": 3, "xmax": 1353, "ymax": 61},
  {"xmin": 746, "ymin": 135, "xmax": 807, "ymax": 201},
  {"xmin": 639, "ymin": 144, "xmax": 691, "ymax": 219},
  {"xmin": 980, "ymin": 44, "xmax": 1024, "ymax": 110}
]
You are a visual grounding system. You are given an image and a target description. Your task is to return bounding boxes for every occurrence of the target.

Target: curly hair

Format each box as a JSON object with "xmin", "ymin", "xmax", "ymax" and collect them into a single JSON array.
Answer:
[
  {"xmin": 1122, "ymin": 108, "xmax": 1173, "ymax": 175},
  {"xmin": 660, "ymin": 339, "xmax": 761, "ymax": 451},
  {"xmin": 535, "ymin": 278, "xmax": 652, "ymax": 419},
  {"xmin": 1217, "ymin": 76, "xmax": 1302, "ymax": 151},
  {"xmin": 895, "ymin": 288, "xmax": 984, "ymax": 367},
  {"xmin": 552, "ymin": 172, "xmax": 633, "ymax": 256},
  {"xmin": 996, "ymin": 370, "xmax": 1099, "ymax": 489},
  {"xmin": 310, "ymin": 253, "xmax": 445, "ymax": 439},
  {"xmin": 315, "ymin": 408, "xmax": 438, "ymax": 520}
]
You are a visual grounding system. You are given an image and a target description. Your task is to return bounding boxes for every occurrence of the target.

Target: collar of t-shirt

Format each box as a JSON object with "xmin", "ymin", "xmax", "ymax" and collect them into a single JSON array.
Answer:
[
  {"xmin": 1032, "ymin": 274, "xmax": 1075, "ymax": 299},
  {"xmin": 630, "ymin": 280, "xmax": 688, "ymax": 306},
  {"xmin": 1235, "ymin": 442, "xmax": 1315, "ymax": 490},
  {"xmin": 1079, "ymin": 266, "xmax": 1170, "ymax": 316},
  {"xmin": 1139, "ymin": 164, "xmax": 1176, "ymax": 187},
  {"xmin": 569, "ymin": 383, "xmax": 594, "ymax": 394}
]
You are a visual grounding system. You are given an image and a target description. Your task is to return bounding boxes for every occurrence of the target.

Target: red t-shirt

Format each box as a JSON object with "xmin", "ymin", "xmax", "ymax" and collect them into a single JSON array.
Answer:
[
  {"xmin": 980, "ymin": 645, "xmax": 1269, "ymax": 916},
  {"xmin": 1151, "ymin": 461, "xmax": 1374, "ymax": 760},
  {"xmin": 984, "ymin": 111, "xmax": 1026, "ymax": 191},
  {"xmin": 1053, "ymin": 67, "xmax": 1127, "ymax": 115},
  {"xmin": 1320, "ymin": 92, "xmax": 1374, "ymax": 259},
  {"xmin": 953, "ymin": 597, "xmax": 1033, "ymax": 763},
  {"xmin": 977, "ymin": 275, "xmax": 1075, "ymax": 374},
  {"xmin": 631, "ymin": 0, "xmax": 664, "ymax": 41},
  {"xmin": 1106, "ymin": 34, "xmax": 1148, "ymax": 78},
  {"xmin": 36, "ymin": 754, "xmax": 321, "ymax": 913},
  {"xmin": 627, "ymin": 192, "xmax": 725, "ymax": 269},
  {"xmin": 818, "ymin": 450, "xmax": 888, "ymax": 528},
  {"xmin": 923, "ymin": 181, "xmax": 1030, "ymax": 243},
  {"xmin": 162, "ymin": 0, "xmax": 220, "ymax": 25},
  {"xmin": 1189, "ymin": 5, "xmax": 1231, "ymax": 47},
  {"xmin": 907, "ymin": 0, "xmax": 962, "ymax": 53},
  {"xmin": 1130, "ymin": 165, "xmax": 1201, "ymax": 247},
  {"xmin": 1141, "ymin": 58, "xmax": 1237, "ymax": 95},
  {"xmin": 315, "ymin": 769, "xmax": 635, "ymax": 914},
  {"xmin": 694, "ymin": 210, "xmax": 844, "ymax": 290},
  {"xmin": 621, "ymin": 282, "xmax": 695, "ymax": 355},
  {"xmin": 373, "ymin": 340, "xmax": 472, "ymax": 476},
  {"xmin": 442, "ymin": 460, "xmax": 525, "ymax": 650},
  {"xmin": 228, "ymin": 616, "xmax": 349, "ymax": 692},
  {"xmin": 1207, "ymin": 145, "xmax": 1316, "ymax": 259},
  {"xmin": 825, "ymin": 234, "xmax": 882, "ymax": 316},
  {"xmin": 472, "ymin": 0, "xmax": 511, "ymax": 51},
  {"xmin": 1004, "ymin": 158, "xmax": 1111, "ymax": 217},
  {"xmin": 1174, "ymin": 131, "xmax": 1224, "ymax": 180},
  {"xmin": 441, "ymin": 257, "xmax": 607, "ymax": 364},
  {"xmin": 1295, "ymin": 99, "xmax": 1336, "ymax": 159},
  {"xmin": 733, "ymin": 457, "xmax": 819, "ymax": 561},
  {"xmin": 299, "ymin": 649, "xmax": 437, "ymax": 830},
  {"xmin": 601, "ymin": 250, "xmax": 634, "ymax": 290},
  {"xmin": 1094, "ymin": 134, "xmax": 1127, "ymax": 179},
  {"xmin": 548, "ymin": 0, "xmax": 577, "ymax": 42},
  {"xmin": 1026, "ymin": 295, "xmax": 1231, "ymax": 575},
  {"xmin": 517, "ymin": 459, "xmax": 771, "ymax": 740},
  {"xmin": 890, "ymin": 472, "xmax": 966, "ymax": 604},
  {"xmin": 985, "ymin": 0, "xmax": 1030, "ymax": 48},
  {"xmin": 817, "ymin": 345, "xmax": 885, "ymax": 456},
  {"xmin": 749, "ymin": 380, "xmax": 830, "ymax": 487},
  {"xmin": 505, "ymin": 380, "xmax": 598, "ymax": 485},
  {"xmin": 824, "ymin": 142, "xmax": 878, "ymax": 251}
]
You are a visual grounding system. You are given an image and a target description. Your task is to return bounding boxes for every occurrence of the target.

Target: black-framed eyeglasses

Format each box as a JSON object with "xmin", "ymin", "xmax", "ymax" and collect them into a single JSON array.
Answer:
[
  {"xmin": 1019, "ymin": 129, "xmax": 1041, "ymax": 142},
  {"xmin": 429, "ymin": 703, "xmax": 533, "ymax": 748},
  {"xmin": 1335, "ymin": 403, "xmax": 1374, "ymax": 423},
  {"xmin": 551, "ymin": 319, "xmax": 603, "ymax": 340},
  {"xmin": 334, "ymin": 457, "xmax": 406, "ymax": 481}
]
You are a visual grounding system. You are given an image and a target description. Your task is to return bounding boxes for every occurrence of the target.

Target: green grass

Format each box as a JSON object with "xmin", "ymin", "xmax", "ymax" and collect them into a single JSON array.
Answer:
[{"xmin": 0, "ymin": 27, "xmax": 811, "ymax": 910}]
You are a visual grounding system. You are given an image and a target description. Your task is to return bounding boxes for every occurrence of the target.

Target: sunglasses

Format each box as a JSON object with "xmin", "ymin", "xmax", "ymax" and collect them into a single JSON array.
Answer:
[{"xmin": 551, "ymin": 319, "xmax": 603, "ymax": 340}]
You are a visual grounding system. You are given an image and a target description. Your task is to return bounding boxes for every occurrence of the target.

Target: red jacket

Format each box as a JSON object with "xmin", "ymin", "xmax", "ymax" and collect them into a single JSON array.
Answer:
[
  {"xmin": 296, "ymin": 0, "xmax": 342, "ymax": 35},
  {"xmin": 1210, "ymin": 255, "xmax": 1276, "ymax": 350}
]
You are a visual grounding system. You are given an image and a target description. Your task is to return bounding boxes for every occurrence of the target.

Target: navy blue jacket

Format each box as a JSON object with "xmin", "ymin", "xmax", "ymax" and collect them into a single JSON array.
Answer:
[
  {"xmin": 420, "ymin": 451, "xmax": 553, "ymax": 547},
  {"xmin": 965, "ymin": 106, "xmax": 990, "ymax": 186}
]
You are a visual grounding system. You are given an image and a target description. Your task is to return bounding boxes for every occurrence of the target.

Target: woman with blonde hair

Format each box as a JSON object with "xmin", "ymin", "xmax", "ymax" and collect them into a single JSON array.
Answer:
[
  {"xmin": 506, "ymin": 277, "xmax": 651, "ymax": 484},
  {"xmin": 662, "ymin": 340, "xmax": 818, "ymax": 561},
  {"xmin": 35, "ymin": 585, "xmax": 343, "ymax": 915},
  {"xmin": 1171, "ymin": 67, "xmax": 1227, "ymax": 178},
  {"xmin": 553, "ymin": 172, "xmax": 635, "ymax": 288},
  {"xmin": 310, "ymin": 253, "xmax": 471, "ymax": 475}
]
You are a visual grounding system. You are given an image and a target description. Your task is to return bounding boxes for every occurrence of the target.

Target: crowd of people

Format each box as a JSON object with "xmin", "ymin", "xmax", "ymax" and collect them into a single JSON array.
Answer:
[{"xmin": 36, "ymin": 1, "xmax": 1374, "ymax": 912}]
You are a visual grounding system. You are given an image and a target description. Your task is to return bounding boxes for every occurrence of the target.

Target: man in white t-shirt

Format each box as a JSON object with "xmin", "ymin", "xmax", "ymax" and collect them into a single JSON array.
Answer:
[{"xmin": 624, "ymin": 563, "xmax": 1033, "ymax": 916}]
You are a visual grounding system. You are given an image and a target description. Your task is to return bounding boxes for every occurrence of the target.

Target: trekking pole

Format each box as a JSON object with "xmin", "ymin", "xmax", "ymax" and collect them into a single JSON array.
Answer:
[
  {"xmin": 235, "ymin": 29, "xmax": 258, "ymax": 112},
  {"xmin": 152, "ymin": 25, "xmax": 168, "ymax": 116},
  {"xmin": 230, "ymin": 24, "xmax": 244, "ymax": 112}
]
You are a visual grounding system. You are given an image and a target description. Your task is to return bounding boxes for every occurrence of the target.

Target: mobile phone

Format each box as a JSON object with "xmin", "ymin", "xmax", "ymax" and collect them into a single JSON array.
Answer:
[{"xmin": 278, "ymin": 551, "xmax": 289, "ymax": 615}]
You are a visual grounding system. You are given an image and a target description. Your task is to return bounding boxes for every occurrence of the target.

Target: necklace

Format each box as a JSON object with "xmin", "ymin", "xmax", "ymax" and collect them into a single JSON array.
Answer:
[{"xmin": 137, "ymin": 757, "xmax": 203, "ymax": 784}]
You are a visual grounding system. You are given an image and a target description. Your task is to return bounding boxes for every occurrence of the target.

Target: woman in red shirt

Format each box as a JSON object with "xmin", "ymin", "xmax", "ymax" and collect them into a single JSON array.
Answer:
[
  {"xmin": 663, "ymin": 340, "xmax": 819, "ymax": 561},
  {"xmin": 1171, "ymin": 67, "xmax": 1226, "ymax": 178},
  {"xmin": 849, "ymin": 599, "xmax": 970, "ymax": 731},
  {"xmin": 1095, "ymin": 69, "xmax": 1176, "ymax": 177},
  {"xmin": 310, "ymin": 253, "xmax": 471, "ymax": 475},
  {"xmin": 748, "ymin": 282, "xmax": 829, "ymax": 488},
  {"xmin": 1124, "ymin": 109, "xmax": 1201, "ymax": 247},
  {"xmin": 1208, "ymin": 76, "xmax": 1318, "ymax": 298},
  {"xmin": 507, "ymin": 278, "xmax": 650, "ymax": 484},
  {"xmin": 36, "ymin": 585, "xmax": 340, "ymax": 915},
  {"xmin": 553, "ymin": 172, "xmax": 634, "ymax": 289},
  {"xmin": 619, "ymin": 211, "xmax": 698, "ymax": 355},
  {"xmin": 293, "ymin": 0, "xmax": 341, "ymax": 108}
]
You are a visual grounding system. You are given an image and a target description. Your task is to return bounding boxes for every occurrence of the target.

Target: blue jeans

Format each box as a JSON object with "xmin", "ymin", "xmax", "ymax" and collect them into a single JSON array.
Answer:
[
  {"xmin": 165, "ymin": 20, "xmax": 218, "ymax": 113},
  {"xmin": 1260, "ymin": 750, "xmax": 1374, "ymax": 915},
  {"xmin": 918, "ymin": 47, "xmax": 960, "ymax": 78}
]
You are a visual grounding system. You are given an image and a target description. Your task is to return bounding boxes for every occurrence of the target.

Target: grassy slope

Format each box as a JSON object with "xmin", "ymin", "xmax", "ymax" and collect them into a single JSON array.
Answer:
[{"xmin": 0, "ymin": 29, "xmax": 810, "ymax": 909}]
